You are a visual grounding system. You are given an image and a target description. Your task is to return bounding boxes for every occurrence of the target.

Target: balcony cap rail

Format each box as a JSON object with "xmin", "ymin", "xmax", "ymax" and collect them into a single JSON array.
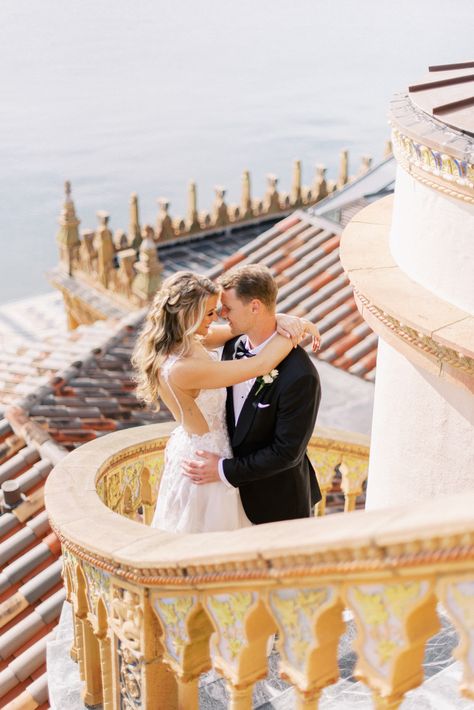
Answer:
[{"xmin": 45, "ymin": 422, "xmax": 474, "ymax": 587}]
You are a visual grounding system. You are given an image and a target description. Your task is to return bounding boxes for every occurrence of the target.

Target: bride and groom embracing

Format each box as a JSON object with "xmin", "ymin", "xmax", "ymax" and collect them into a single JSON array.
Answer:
[{"xmin": 132, "ymin": 264, "xmax": 322, "ymax": 533}]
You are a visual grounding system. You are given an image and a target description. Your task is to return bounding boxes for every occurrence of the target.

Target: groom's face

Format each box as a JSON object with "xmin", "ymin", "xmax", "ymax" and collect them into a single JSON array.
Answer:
[{"xmin": 220, "ymin": 288, "xmax": 255, "ymax": 335}]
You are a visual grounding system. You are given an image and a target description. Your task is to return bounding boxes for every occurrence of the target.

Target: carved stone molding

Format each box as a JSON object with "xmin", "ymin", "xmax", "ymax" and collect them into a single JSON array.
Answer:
[
  {"xmin": 392, "ymin": 127, "xmax": 474, "ymax": 204},
  {"xmin": 389, "ymin": 91, "xmax": 474, "ymax": 205},
  {"xmin": 355, "ymin": 290, "xmax": 474, "ymax": 378},
  {"xmin": 340, "ymin": 196, "xmax": 474, "ymax": 392}
]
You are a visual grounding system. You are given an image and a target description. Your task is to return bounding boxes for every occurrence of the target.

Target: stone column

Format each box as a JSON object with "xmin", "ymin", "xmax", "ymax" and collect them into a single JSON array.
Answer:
[
  {"xmin": 341, "ymin": 80, "xmax": 474, "ymax": 512},
  {"xmin": 95, "ymin": 212, "xmax": 115, "ymax": 289},
  {"xmin": 128, "ymin": 193, "xmax": 142, "ymax": 250},
  {"xmin": 263, "ymin": 175, "xmax": 281, "ymax": 214},
  {"xmin": 311, "ymin": 165, "xmax": 328, "ymax": 203},
  {"xmin": 131, "ymin": 225, "xmax": 162, "ymax": 303},
  {"xmin": 212, "ymin": 187, "xmax": 230, "ymax": 227},
  {"xmin": 366, "ymin": 338, "xmax": 474, "ymax": 510},
  {"xmin": 56, "ymin": 181, "xmax": 80, "ymax": 276},
  {"xmin": 240, "ymin": 170, "xmax": 253, "ymax": 219},
  {"xmin": 156, "ymin": 199, "xmax": 175, "ymax": 241},
  {"xmin": 186, "ymin": 182, "xmax": 201, "ymax": 233},
  {"xmin": 290, "ymin": 159, "xmax": 302, "ymax": 207},
  {"xmin": 337, "ymin": 149, "xmax": 349, "ymax": 189}
]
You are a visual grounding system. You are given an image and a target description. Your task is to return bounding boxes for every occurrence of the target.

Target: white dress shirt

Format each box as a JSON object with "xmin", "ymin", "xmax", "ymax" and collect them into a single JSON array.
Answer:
[{"xmin": 218, "ymin": 332, "xmax": 276, "ymax": 486}]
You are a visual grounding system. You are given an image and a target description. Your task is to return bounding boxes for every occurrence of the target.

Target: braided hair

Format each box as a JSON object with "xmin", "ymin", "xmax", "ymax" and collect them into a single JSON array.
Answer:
[{"xmin": 132, "ymin": 271, "xmax": 218, "ymax": 408}]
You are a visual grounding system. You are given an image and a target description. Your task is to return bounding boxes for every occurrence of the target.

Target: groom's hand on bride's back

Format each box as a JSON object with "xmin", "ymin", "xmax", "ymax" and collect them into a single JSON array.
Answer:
[{"xmin": 182, "ymin": 450, "xmax": 221, "ymax": 484}]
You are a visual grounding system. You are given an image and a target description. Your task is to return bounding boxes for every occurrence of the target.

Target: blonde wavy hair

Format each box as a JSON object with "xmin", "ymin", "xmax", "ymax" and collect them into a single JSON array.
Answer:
[{"xmin": 132, "ymin": 271, "xmax": 218, "ymax": 407}]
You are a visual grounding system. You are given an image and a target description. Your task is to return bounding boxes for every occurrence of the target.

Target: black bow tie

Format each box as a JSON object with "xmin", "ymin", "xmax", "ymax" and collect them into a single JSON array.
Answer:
[{"xmin": 235, "ymin": 340, "xmax": 255, "ymax": 359}]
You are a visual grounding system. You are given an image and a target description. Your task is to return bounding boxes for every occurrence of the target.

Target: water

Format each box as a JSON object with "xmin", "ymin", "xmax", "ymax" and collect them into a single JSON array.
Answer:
[{"xmin": 0, "ymin": 0, "xmax": 472, "ymax": 303}]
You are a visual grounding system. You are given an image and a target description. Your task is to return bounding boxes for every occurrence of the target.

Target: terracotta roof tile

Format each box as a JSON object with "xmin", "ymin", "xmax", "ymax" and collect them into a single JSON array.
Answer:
[
  {"xmin": 2, "ymin": 670, "xmax": 49, "ymax": 708},
  {"xmin": 0, "ymin": 589, "xmax": 65, "ymax": 660},
  {"xmin": 0, "ymin": 449, "xmax": 40, "ymax": 487},
  {"xmin": 207, "ymin": 208, "xmax": 378, "ymax": 379},
  {"xmin": 0, "ymin": 512, "xmax": 50, "ymax": 568},
  {"xmin": 0, "ymin": 317, "xmax": 122, "ymax": 415},
  {"xmin": 0, "ymin": 632, "xmax": 52, "ymax": 701},
  {"xmin": 318, "ymin": 322, "xmax": 372, "ymax": 362}
]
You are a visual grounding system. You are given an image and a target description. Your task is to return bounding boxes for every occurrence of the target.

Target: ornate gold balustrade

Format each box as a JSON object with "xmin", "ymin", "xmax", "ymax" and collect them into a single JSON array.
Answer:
[
  {"xmin": 45, "ymin": 422, "xmax": 474, "ymax": 709},
  {"xmin": 94, "ymin": 423, "xmax": 369, "ymax": 526}
]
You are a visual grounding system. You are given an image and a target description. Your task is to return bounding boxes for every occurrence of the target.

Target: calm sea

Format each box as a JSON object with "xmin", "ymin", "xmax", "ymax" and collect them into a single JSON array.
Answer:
[{"xmin": 0, "ymin": 0, "xmax": 472, "ymax": 304}]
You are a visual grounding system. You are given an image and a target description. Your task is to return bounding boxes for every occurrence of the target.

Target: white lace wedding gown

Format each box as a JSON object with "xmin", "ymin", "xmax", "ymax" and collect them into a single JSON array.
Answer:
[{"xmin": 151, "ymin": 354, "xmax": 251, "ymax": 533}]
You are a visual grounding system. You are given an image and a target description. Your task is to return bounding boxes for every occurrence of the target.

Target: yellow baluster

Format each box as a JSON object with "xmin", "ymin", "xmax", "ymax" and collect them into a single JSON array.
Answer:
[{"xmin": 345, "ymin": 578, "xmax": 439, "ymax": 707}]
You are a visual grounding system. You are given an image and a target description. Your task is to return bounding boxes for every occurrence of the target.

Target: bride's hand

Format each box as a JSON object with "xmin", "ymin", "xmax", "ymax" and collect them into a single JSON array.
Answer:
[
  {"xmin": 276, "ymin": 313, "xmax": 305, "ymax": 347},
  {"xmin": 276, "ymin": 314, "xmax": 321, "ymax": 351},
  {"xmin": 303, "ymin": 321, "xmax": 321, "ymax": 352}
]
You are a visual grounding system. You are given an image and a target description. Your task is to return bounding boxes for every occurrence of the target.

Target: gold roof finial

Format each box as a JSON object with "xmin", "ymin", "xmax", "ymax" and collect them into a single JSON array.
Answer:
[
  {"xmin": 290, "ymin": 159, "xmax": 302, "ymax": 207},
  {"xmin": 128, "ymin": 193, "xmax": 142, "ymax": 250},
  {"xmin": 56, "ymin": 181, "xmax": 81, "ymax": 276},
  {"xmin": 187, "ymin": 181, "xmax": 201, "ymax": 233}
]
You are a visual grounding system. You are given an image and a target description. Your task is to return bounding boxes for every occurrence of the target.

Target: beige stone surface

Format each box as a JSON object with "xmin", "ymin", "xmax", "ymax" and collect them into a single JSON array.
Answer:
[
  {"xmin": 342, "ymin": 198, "xmax": 474, "ymax": 388},
  {"xmin": 354, "ymin": 266, "xmax": 466, "ymax": 335},
  {"xmin": 339, "ymin": 222, "xmax": 397, "ymax": 271},
  {"xmin": 374, "ymin": 490, "xmax": 474, "ymax": 546},
  {"xmin": 350, "ymin": 194, "xmax": 393, "ymax": 226}
]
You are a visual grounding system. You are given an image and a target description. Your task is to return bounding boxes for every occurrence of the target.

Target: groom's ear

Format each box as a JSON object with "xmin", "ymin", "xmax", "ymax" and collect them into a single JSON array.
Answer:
[{"xmin": 250, "ymin": 298, "xmax": 262, "ymax": 314}]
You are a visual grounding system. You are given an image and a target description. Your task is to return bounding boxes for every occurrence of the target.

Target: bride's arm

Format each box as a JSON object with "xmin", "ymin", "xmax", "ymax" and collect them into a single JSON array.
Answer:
[
  {"xmin": 201, "ymin": 323, "xmax": 234, "ymax": 349},
  {"xmin": 170, "ymin": 335, "xmax": 294, "ymax": 390},
  {"xmin": 202, "ymin": 315, "xmax": 320, "ymax": 350}
]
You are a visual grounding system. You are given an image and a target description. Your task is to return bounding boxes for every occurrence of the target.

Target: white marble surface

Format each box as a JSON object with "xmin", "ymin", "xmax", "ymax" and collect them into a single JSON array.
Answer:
[
  {"xmin": 48, "ymin": 603, "xmax": 466, "ymax": 709},
  {"xmin": 46, "ymin": 601, "xmax": 94, "ymax": 710}
]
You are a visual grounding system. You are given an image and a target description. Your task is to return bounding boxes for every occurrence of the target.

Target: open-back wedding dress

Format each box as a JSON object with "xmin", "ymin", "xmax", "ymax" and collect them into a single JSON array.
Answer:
[{"xmin": 151, "ymin": 354, "xmax": 251, "ymax": 533}]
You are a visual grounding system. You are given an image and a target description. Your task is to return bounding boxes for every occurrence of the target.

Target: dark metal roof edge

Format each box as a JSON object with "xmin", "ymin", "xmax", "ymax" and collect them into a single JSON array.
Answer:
[{"xmin": 306, "ymin": 156, "xmax": 396, "ymax": 224}]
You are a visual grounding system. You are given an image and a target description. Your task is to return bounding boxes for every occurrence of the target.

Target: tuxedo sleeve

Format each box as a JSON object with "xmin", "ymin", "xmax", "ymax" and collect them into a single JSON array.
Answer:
[{"xmin": 222, "ymin": 374, "xmax": 320, "ymax": 486}]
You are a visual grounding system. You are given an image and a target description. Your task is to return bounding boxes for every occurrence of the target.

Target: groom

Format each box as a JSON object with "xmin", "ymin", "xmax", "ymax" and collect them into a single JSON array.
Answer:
[{"xmin": 183, "ymin": 264, "xmax": 321, "ymax": 524}]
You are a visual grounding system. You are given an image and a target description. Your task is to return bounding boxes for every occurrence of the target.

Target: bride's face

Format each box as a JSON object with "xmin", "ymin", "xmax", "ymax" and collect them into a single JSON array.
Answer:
[{"xmin": 195, "ymin": 294, "xmax": 219, "ymax": 336}]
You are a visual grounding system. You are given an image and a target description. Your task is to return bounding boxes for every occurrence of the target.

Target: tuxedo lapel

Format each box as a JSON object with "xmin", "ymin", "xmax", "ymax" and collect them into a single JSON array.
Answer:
[
  {"xmin": 222, "ymin": 334, "xmax": 277, "ymax": 447},
  {"xmin": 225, "ymin": 385, "xmax": 235, "ymax": 437},
  {"xmin": 232, "ymin": 348, "xmax": 293, "ymax": 447},
  {"xmin": 232, "ymin": 380, "xmax": 266, "ymax": 447},
  {"xmin": 222, "ymin": 337, "xmax": 242, "ymax": 438}
]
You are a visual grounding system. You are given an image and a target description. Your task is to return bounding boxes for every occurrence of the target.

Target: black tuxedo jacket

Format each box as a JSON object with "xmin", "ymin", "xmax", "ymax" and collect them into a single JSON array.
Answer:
[{"xmin": 222, "ymin": 336, "xmax": 321, "ymax": 524}]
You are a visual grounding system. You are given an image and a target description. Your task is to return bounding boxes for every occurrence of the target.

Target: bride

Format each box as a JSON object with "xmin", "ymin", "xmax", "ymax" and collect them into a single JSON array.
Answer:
[{"xmin": 132, "ymin": 271, "xmax": 318, "ymax": 534}]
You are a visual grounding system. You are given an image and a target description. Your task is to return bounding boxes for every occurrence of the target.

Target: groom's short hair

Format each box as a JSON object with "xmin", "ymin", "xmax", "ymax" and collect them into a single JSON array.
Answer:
[{"xmin": 218, "ymin": 264, "xmax": 277, "ymax": 309}]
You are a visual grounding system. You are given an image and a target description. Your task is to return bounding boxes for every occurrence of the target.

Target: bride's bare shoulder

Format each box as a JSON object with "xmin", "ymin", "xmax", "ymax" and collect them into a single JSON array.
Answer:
[{"xmin": 170, "ymin": 345, "xmax": 209, "ymax": 370}]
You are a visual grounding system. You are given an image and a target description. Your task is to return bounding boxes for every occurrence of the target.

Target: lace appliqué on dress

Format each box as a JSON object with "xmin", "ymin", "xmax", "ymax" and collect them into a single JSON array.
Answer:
[{"xmin": 151, "ymin": 353, "xmax": 251, "ymax": 533}]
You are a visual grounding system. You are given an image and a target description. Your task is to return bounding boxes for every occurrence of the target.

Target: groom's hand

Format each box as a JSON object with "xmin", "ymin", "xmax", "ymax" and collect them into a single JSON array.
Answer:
[{"xmin": 182, "ymin": 450, "xmax": 220, "ymax": 484}]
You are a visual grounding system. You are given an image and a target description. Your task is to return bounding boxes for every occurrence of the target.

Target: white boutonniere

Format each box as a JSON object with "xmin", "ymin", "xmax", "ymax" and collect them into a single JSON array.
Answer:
[{"xmin": 255, "ymin": 369, "xmax": 279, "ymax": 396}]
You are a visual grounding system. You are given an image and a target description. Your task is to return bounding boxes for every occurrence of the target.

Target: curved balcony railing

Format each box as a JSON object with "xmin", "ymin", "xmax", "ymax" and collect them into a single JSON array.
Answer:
[
  {"xmin": 340, "ymin": 196, "xmax": 474, "ymax": 394},
  {"xmin": 45, "ymin": 423, "xmax": 474, "ymax": 709}
]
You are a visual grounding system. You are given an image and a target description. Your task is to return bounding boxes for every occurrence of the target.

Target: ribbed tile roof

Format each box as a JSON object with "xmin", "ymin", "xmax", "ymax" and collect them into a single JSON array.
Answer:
[
  {"xmin": 208, "ymin": 210, "xmax": 378, "ymax": 381},
  {"xmin": 0, "ymin": 417, "xmax": 59, "ymax": 709},
  {"xmin": 0, "ymin": 318, "xmax": 168, "ymax": 708},
  {"xmin": 0, "ymin": 318, "xmax": 126, "ymax": 416},
  {"xmin": 158, "ymin": 215, "xmax": 283, "ymax": 278}
]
